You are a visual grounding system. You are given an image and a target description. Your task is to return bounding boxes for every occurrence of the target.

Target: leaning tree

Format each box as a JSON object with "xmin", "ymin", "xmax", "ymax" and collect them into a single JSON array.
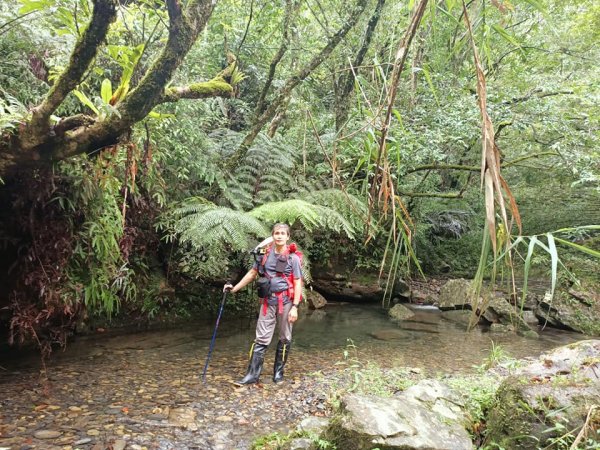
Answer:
[{"xmin": 0, "ymin": 0, "xmax": 239, "ymax": 180}]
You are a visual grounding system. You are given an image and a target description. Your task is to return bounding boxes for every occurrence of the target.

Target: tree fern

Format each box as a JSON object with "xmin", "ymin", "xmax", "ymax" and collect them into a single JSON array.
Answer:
[
  {"xmin": 300, "ymin": 188, "xmax": 370, "ymax": 231},
  {"xmin": 249, "ymin": 199, "xmax": 357, "ymax": 238},
  {"xmin": 219, "ymin": 132, "xmax": 297, "ymax": 208},
  {"xmin": 170, "ymin": 198, "xmax": 268, "ymax": 252}
]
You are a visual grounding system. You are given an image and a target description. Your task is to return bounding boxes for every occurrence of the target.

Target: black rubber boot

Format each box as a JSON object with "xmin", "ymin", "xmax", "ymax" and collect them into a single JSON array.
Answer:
[
  {"xmin": 273, "ymin": 340, "xmax": 291, "ymax": 383},
  {"xmin": 236, "ymin": 342, "xmax": 268, "ymax": 385}
]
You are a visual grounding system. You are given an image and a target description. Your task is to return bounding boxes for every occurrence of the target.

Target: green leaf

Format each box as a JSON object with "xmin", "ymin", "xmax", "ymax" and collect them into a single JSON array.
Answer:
[
  {"xmin": 18, "ymin": 0, "xmax": 53, "ymax": 14},
  {"xmin": 547, "ymin": 233, "xmax": 558, "ymax": 298},
  {"xmin": 436, "ymin": 4, "xmax": 461, "ymax": 25},
  {"xmin": 553, "ymin": 237, "xmax": 600, "ymax": 259},
  {"xmin": 421, "ymin": 66, "xmax": 440, "ymax": 107},
  {"xmin": 392, "ymin": 109, "xmax": 405, "ymax": 131},
  {"xmin": 101, "ymin": 79, "xmax": 112, "ymax": 104},
  {"xmin": 73, "ymin": 90, "xmax": 99, "ymax": 114},
  {"xmin": 520, "ymin": 0, "xmax": 547, "ymax": 15},
  {"xmin": 491, "ymin": 24, "xmax": 523, "ymax": 51},
  {"xmin": 520, "ymin": 236, "xmax": 538, "ymax": 310},
  {"xmin": 554, "ymin": 225, "xmax": 600, "ymax": 233}
]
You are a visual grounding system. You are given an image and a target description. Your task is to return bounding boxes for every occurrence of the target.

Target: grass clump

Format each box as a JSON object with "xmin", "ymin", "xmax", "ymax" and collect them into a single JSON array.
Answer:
[{"xmin": 251, "ymin": 430, "xmax": 337, "ymax": 450}]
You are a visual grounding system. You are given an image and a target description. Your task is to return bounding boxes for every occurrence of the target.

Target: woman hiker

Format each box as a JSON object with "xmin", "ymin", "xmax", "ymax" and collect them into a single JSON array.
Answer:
[{"xmin": 224, "ymin": 223, "xmax": 303, "ymax": 385}]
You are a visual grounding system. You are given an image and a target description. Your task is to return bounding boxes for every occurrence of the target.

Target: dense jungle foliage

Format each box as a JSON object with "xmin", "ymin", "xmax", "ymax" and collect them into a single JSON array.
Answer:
[{"xmin": 0, "ymin": 0, "xmax": 598, "ymax": 353}]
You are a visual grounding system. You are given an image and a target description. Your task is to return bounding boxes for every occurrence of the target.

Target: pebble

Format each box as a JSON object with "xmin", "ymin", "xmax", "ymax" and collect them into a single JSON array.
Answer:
[
  {"xmin": 112, "ymin": 439, "xmax": 127, "ymax": 450},
  {"xmin": 33, "ymin": 430, "xmax": 62, "ymax": 439},
  {"xmin": 86, "ymin": 429, "xmax": 100, "ymax": 436},
  {"xmin": 73, "ymin": 438, "xmax": 92, "ymax": 445}
]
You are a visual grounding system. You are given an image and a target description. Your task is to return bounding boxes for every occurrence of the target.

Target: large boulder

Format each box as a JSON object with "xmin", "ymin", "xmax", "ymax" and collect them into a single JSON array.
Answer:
[
  {"xmin": 327, "ymin": 380, "xmax": 472, "ymax": 450},
  {"xmin": 535, "ymin": 288, "xmax": 600, "ymax": 336},
  {"xmin": 438, "ymin": 279, "xmax": 472, "ymax": 310},
  {"xmin": 482, "ymin": 296, "xmax": 535, "ymax": 333},
  {"xmin": 485, "ymin": 340, "xmax": 600, "ymax": 448}
]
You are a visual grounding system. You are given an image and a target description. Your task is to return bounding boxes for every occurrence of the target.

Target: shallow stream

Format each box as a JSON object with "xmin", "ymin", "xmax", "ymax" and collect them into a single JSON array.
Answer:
[{"xmin": 0, "ymin": 303, "xmax": 587, "ymax": 449}]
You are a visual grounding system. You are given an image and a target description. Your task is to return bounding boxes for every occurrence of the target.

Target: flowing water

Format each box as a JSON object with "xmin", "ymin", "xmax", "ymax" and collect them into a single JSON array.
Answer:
[{"xmin": 0, "ymin": 303, "xmax": 587, "ymax": 449}]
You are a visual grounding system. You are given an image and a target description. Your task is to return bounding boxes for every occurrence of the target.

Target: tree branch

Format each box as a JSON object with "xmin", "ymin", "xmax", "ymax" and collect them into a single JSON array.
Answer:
[
  {"xmin": 58, "ymin": 0, "xmax": 217, "ymax": 160},
  {"xmin": 161, "ymin": 80, "xmax": 234, "ymax": 102},
  {"xmin": 503, "ymin": 89, "xmax": 574, "ymax": 105},
  {"xmin": 235, "ymin": 0, "xmax": 254, "ymax": 56},
  {"xmin": 160, "ymin": 62, "xmax": 239, "ymax": 103},
  {"xmin": 228, "ymin": 0, "xmax": 369, "ymax": 167},
  {"xmin": 407, "ymin": 152, "xmax": 559, "ymax": 173},
  {"xmin": 399, "ymin": 191, "xmax": 464, "ymax": 198},
  {"xmin": 407, "ymin": 163, "xmax": 480, "ymax": 173},
  {"xmin": 23, "ymin": 0, "xmax": 117, "ymax": 147},
  {"xmin": 335, "ymin": 0, "xmax": 386, "ymax": 130},
  {"xmin": 254, "ymin": 0, "xmax": 300, "ymax": 116}
]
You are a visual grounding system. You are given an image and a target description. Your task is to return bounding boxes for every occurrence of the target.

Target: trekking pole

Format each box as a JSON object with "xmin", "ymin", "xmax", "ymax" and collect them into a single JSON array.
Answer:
[{"xmin": 202, "ymin": 287, "xmax": 229, "ymax": 383}]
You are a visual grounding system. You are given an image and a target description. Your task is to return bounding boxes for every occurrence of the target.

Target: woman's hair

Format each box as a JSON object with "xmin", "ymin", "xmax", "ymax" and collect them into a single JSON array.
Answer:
[{"xmin": 271, "ymin": 223, "xmax": 290, "ymax": 236}]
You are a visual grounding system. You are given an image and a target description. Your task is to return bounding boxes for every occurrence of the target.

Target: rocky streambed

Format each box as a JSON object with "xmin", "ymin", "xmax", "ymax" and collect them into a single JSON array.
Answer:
[{"xmin": 0, "ymin": 303, "xmax": 591, "ymax": 449}]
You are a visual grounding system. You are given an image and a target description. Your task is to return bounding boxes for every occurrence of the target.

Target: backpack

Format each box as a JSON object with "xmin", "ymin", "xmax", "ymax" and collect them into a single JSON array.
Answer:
[{"xmin": 257, "ymin": 242, "xmax": 304, "ymax": 315}]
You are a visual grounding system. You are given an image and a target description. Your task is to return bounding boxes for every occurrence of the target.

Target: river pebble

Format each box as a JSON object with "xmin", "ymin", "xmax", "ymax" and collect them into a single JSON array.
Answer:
[{"xmin": 33, "ymin": 430, "xmax": 62, "ymax": 439}]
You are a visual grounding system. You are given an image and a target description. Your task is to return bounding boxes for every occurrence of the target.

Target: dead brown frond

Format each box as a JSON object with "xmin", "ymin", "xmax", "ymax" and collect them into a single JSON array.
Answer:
[
  {"xmin": 367, "ymin": 0, "xmax": 430, "ymax": 229},
  {"xmin": 462, "ymin": 0, "xmax": 522, "ymax": 327}
]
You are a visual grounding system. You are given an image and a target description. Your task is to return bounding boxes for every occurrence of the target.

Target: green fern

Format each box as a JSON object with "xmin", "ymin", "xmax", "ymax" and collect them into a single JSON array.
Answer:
[
  {"xmin": 301, "ymin": 188, "xmax": 370, "ymax": 231},
  {"xmin": 249, "ymin": 199, "xmax": 356, "ymax": 238},
  {"xmin": 0, "ymin": 89, "xmax": 27, "ymax": 132},
  {"xmin": 171, "ymin": 199, "xmax": 269, "ymax": 252},
  {"xmin": 225, "ymin": 133, "xmax": 296, "ymax": 209}
]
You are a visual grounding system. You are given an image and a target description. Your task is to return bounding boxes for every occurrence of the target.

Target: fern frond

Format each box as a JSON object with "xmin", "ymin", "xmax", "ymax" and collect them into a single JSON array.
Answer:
[
  {"xmin": 172, "ymin": 197, "xmax": 216, "ymax": 217},
  {"xmin": 0, "ymin": 88, "xmax": 28, "ymax": 132},
  {"xmin": 248, "ymin": 199, "xmax": 356, "ymax": 238},
  {"xmin": 171, "ymin": 199, "xmax": 269, "ymax": 252},
  {"xmin": 303, "ymin": 188, "xmax": 370, "ymax": 229}
]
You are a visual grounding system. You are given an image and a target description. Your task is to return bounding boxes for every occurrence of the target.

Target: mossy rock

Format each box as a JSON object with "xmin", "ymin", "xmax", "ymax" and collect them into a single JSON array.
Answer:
[
  {"xmin": 485, "ymin": 341, "xmax": 600, "ymax": 448},
  {"xmin": 438, "ymin": 279, "xmax": 472, "ymax": 310},
  {"xmin": 535, "ymin": 287, "xmax": 600, "ymax": 336},
  {"xmin": 388, "ymin": 304, "xmax": 415, "ymax": 321}
]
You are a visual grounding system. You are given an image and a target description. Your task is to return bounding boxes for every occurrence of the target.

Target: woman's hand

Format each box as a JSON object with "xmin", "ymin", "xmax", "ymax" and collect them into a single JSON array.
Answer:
[
  {"xmin": 288, "ymin": 305, "xmax": 298, "ymax": 323},
  {"xmin": 223, "ymin": 283, "xmax": 234, "ymax": 293}
]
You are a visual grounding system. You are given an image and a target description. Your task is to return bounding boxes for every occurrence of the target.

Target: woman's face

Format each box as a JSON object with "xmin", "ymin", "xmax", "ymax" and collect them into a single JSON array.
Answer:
[{"xmin": 272, "ymin": 227, "xmax": 290, "ymax": 246}]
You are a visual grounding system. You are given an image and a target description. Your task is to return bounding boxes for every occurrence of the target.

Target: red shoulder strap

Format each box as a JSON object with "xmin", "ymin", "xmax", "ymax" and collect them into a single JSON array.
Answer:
[{"xmin": 260, "ymin": 244, "xmax": 272, "ymax": 267}]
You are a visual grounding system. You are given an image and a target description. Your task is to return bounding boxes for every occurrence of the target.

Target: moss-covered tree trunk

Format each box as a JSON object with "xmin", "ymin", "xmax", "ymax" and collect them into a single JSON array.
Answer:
[{"xmin": 0, "ymin": 0, "xmax": 236, "ymax": 181}]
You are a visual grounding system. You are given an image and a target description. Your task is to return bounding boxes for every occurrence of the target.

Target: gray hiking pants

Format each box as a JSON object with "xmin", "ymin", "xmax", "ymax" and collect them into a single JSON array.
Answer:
[{"xmin": 255, "ymin": 301, "xmax": 293, "ymax": 345}]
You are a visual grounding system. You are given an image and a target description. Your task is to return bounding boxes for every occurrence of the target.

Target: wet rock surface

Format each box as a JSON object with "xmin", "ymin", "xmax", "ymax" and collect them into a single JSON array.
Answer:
[
  {"xmin": 438, "ymin": 279, "xmax": 472, "ymax": 310},
  {"xmin": 305, "ymin": 290, "xmax": 327, "ymax": 310},
  {"xmin": 388, "ymin": 304, "xmax": 415, "ymax": 321},
  {"xmin": 330, "ymin": 380, "xmax": 472, "ymax": 450}
]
